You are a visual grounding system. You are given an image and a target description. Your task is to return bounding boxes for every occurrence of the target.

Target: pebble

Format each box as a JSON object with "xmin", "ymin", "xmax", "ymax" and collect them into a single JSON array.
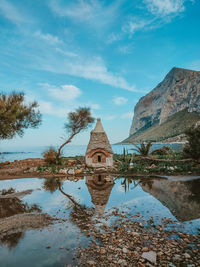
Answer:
[{"xmin": 141, "ymin": 251, "xmax": 157, "ymax": 264}]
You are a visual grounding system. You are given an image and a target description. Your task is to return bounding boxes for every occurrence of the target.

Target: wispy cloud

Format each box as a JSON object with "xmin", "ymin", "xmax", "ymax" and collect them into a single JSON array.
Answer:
[
  {"xmin": 49, "ymin": 0, "xmax": 121, "ymax": 30},
  {"xmin": 0, "ymin": 0, "xmax": 27, "ymax": 24},
  {"xmin": 36, "ymin": 54, "xmax": 139, "ymax": 92},
  {"xmin": 123, "ymin": 18, "xmax": 152, "ymax": 35},
  {"xmin": 55, "ymin": 48, "xmax": 77, "ymax": 58},
  {"xmin": 90, "ymin": 103, "xmax": 101, "ymax": 110},
  {"xmin": 104, "ymin": 115, "xmax": 117, "ymax": 121},
  {"xmin": 144, "ymin": 0, "xmax": 185, "ymax": 16},
  {"xmin": 121, "ymin": 112, "xmax": 134, "ymax": 119},
  {"xmin": 38, "ymin": 100, "xmax": 70, "ymax": 117},
  {"xmin": 40, "ymin": 83, "xmax": 82, "ymax": 102},
  {"xmin": 113, "ymin": 96, "xmax": 128, "ymax": 105},
  {"xmin": 189, "ymin": 60, "xmax": 200, "ymax": 71},
  {"xmin": 34, "ymin": 31, "xmax": 62, "ymax": 45}
]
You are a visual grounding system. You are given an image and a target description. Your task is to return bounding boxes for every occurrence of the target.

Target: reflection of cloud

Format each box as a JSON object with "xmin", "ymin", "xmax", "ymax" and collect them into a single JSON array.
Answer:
[
  {"xmin": 0, "ymin": 179, "xmax": 43, "ymax": 192},
  {"xmin": 115, "ymin": 185, "xmax": 125, "ymax": 193},
  {"xmin": 123, "ymin": 195, "xmax": 152, "ymax": 206}
]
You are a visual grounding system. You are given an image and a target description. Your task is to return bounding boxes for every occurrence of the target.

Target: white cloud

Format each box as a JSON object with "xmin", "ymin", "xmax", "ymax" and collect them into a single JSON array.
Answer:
[
  {"xmin": 40, "ymin": 83, "xmax": 82, "ymax": 102},
  {"xmin": 90, "ymin": 104, "xmax": 101, "ymax": 110},
  {"xmin": 123, "ymin": 18, "xmax": 151, "ymax": 35},
  {"xmin": 113, "ymin": 96, "xmax": 128, "ymax": 105},
  {"xmin": 189, "ymin": 60, "xmax": 200, "ymax": 71},
  {"xmin": 55, "ymin": 48, "xmax": 77, "ymax": 58},
  {"xmin": 0, "ymin": 0, "xmax": 27, "ymax": 24},
  {"xmin": 36, "ymin": 55, "xmax": 138, "ymax": 92},
  {"xmin": 49, "ymin": 0, "xmax": 120, "ymax": 29},
  {"xmin": 121, "ymin": 112, "xmax": 134, "ymax": 119},
  {"xmin": 107, "ymin": 33, "xmax": 122, "ymax": 44},
  {"xmin": 34, "ymin": 31, "xmax": 62, "ymax": 45},
  {"xmin": 38, "ymin": 100, "xmax": 69, "ymax": 117},
  {"xmin": 118, "ymin": 44, "xmax": 133, "ymax": 54},
  {"xmin": 104, "ymin": 115, "xmax": 116, "ymax": 121},
  {"xmin": 144, "ymin": 0, "xmax": 185, "ymax": 16}
]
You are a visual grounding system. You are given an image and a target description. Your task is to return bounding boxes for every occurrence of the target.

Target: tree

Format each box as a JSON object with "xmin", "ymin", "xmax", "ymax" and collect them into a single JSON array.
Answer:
[
  {"xmin": 130, "ymin": 142, "xmax": 152, "ymax": 156},
  {"xmin": 0, "ymin": 92, "xmax": 42, "ymax": 139},
  {"xmin": 57, "ymin": 107, "xmax": 94, "ymax": 158},
  {"xmin": 183, "ymin": 124, "xmax": 200, "ymax": 162}
]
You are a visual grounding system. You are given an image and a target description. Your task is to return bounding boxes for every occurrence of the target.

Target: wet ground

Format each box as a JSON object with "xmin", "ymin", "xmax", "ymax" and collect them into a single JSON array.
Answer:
[{"xmin": 0, "ymin": 175, "xmax": 200, "ymax": 266}]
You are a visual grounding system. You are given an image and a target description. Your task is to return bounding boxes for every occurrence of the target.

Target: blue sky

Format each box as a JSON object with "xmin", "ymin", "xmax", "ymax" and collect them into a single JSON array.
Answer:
[{"xmin": 0, "ymin": 0, "xmax": 200, "ymax": 148}]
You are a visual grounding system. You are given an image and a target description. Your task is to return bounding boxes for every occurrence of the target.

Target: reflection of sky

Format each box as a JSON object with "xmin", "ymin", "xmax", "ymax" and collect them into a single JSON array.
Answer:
[{"xmin": 0, "ymin": 177, "xmax": 200, "ymax": 266}]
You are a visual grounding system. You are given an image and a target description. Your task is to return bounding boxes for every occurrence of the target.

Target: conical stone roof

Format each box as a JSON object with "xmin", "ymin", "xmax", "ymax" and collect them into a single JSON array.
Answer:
[{"xmin": 86, "ymin": 118, "xmax": 113, "ymax": 155}]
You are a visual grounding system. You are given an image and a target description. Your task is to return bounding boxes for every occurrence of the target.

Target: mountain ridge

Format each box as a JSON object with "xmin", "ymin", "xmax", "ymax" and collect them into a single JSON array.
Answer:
[{"xmin": 123, "ymin": 67, "xmax": 200, "ymax": 143}]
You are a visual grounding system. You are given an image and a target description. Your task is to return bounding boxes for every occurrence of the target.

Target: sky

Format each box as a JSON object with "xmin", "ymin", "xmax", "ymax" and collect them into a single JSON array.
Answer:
[{"xmin": 0, "ymin": 0, "xmax": 200, "ymax": 148}]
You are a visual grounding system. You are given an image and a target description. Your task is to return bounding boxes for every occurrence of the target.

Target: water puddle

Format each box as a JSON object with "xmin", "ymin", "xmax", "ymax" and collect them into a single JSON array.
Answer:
[{"xmin": 0, "ymin": 175, "xmax": 200, "ymax": 266}]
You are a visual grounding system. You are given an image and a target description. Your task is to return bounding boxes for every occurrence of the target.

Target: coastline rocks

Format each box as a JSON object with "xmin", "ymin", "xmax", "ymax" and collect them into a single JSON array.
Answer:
[{"xmin": 141, "ymin": 251, "xmax": 157, "ymax": 264}]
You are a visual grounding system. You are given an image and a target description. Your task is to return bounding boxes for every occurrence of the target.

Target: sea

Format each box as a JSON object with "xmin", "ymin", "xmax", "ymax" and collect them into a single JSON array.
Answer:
[{"xmin": 0, "ymin": 143, "xmax": 183, "ymax": 162}]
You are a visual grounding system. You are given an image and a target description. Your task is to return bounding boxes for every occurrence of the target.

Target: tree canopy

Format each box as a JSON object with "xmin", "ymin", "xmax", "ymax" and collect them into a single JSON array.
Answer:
[
  {"xmin": 0, "ymin": 92, "xmax": 42, "ymax": 140},
  {"xmin": 57, "ymin": 107, "xmax": 94, "ymax": 157},
  {"xmin": 183, "ymin": 124, "xmax": 200, "ymax": 161}
]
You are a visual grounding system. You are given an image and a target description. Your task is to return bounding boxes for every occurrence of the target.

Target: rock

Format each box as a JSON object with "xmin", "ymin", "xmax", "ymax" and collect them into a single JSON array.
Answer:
[
  {"xmin": 184, "ymin": 252, "xmax": 191, "ymax": 259},
  {"xmin": 128, "ymin": 67, "xmax": 200, "ymax": 142},
  {"xmin": 141, "ymin": 251, "xmax": 157, "ymax": 264},
  {"xmin": 59, "ymin": 168, "xmax": 68, "ymax": 174},
  {"xmin": 122, "ymin": 248, "xmax": 128, "ymax": 253},
  {"xmin": 142, "ymin": 247, "xmax": 149, "ymax": 252},
  {"xmin": 67, "ymin": 159, "xmax": 77, "ymax": 166},
  {"xmin": 100, "ymin": 249, "xmax": 106, "ymax": 254},
  {"xmin": 75, "ymin": 169, "xmax": 82, "ymax": 174},
  {"xmin": 173, "ymin": 254, "xmax": 181, "ymax": 261},
  {"xmin": 68, "ymin": 169, "xmax": 75, "ymax": 175},
  {"xmin": 87, "ymin": 260, "xmax": 96, "ymax": 265}
]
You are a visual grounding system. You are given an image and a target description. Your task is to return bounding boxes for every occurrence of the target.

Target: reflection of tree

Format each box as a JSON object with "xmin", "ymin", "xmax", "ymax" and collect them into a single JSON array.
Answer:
[
  {"xmin": 0, "ymin": 232, "xmax": 24, "ymax": 250},
  {"xmin": 120, "ymin": 177, "xmax": 139, "ymax": 193},
  {"xmin": 139, "ymin": 179, "xmax": 154, "ymax": 190},
  {"xmin": 0, "ymin": 189, "xmax": 41, "ymax": 219},
  {"xmin": 43, "ymin": 178, "xmax": 95, "ymax": 232},
  {"xmin": 185, "ymin": 179, "xmax": 200, "ymax": 203}
]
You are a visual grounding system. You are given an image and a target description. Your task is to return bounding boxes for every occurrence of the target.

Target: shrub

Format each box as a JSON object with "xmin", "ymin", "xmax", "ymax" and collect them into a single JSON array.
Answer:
[
  {"xmin": 130, "ymin": 142, "xmax": 152, "ymax": 156},
  {"xmin": 183, "ymin": 124, "xmax": 200, "ymax": 161},
  {"xmin": 151, "ymin": 146, "xmax": 173, "ymax": 156},
  {"xmin": 43, "ymin": 147, "xmax": 61, "ymax": 165}
]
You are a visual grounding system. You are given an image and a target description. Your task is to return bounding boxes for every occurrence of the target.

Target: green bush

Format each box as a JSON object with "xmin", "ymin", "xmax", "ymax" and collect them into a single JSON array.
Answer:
[
  {"xmin": 43, "ymin": 147, "xmax": 61, "ymax": 165},
  {"xmin": 183, "ymin": 125, "xmax": 200, "ymax": 161}
]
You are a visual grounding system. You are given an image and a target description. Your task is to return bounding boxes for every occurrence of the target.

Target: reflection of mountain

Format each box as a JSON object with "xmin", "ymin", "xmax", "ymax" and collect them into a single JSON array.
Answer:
[
  {"xmin": 140, "ymin": 179, "xmax": 200, "ymax": 222},
  {"xmin": 86, "ymin": 174, "xmax": 114, "ymax": 216}
]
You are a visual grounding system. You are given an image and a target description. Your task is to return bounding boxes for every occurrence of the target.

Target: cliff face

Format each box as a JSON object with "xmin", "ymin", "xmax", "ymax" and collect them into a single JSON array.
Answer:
[{"xmin": 130, "ymin": 67, "xmax": 200, "ymax": 136}]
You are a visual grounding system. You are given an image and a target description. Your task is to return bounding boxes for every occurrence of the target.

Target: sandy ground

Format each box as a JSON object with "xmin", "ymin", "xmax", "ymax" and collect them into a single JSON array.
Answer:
[{"xmin": 0, "ymin": 213, "xmax": 54, "ymax": 236}]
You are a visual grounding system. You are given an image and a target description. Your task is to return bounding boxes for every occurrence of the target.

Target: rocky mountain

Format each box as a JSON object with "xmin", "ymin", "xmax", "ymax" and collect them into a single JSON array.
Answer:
[{"xmin": 124, "ymin": 67, "xmax": 200, "ymax": 143}]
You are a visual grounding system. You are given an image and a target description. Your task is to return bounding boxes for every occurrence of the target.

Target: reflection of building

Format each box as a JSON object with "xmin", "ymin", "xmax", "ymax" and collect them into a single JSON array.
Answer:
[
  {"xmin": 140, "ymin": 179, "xmax": 200, "ymax": 222},
  {"xmin": 86, "ymin": 174, "xmax": 114, "ymax": 216},
  {"xmin": 85, "ymin": 118, "xmax": 113, "ymax": 168}
]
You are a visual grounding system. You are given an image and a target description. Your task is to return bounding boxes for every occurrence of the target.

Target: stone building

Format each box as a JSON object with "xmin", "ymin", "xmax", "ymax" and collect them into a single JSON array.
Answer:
[
  {"xmin": 86, "ymin": 174, "xmax": 114, "ymax": 216},
  {"xmin": 85, "ymin": 118, "xmax": 113, "ymax": 168}
]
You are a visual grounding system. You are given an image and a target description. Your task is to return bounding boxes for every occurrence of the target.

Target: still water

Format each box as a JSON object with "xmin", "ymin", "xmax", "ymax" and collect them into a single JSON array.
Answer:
[
  {"xmin": 0, "ymin": 175, "xmax": 200, "ymax": 267},
  {"xmin": 0, "ymin": 144, "xmax": 183, "ymax": 162}
]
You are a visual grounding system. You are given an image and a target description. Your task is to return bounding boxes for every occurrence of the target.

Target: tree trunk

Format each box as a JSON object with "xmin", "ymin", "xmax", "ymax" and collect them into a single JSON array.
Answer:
[{"xmin": 57, "ymin": 132, "xmax": 77, "ymax": 158}]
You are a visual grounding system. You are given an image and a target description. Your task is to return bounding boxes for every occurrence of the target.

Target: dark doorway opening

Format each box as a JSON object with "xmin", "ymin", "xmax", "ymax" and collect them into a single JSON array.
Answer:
[
  {"xmin": 98, "ymin": 155, "xmax": 101, "ymax": 162},
  {"xmin": 98, "ymin": 175, "xmax": 102, "ymax": 182}
]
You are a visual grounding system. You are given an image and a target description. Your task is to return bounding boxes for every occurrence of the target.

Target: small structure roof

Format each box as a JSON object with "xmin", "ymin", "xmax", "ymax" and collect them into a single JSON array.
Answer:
[{"xmin": 86, "ymin": 118, "xmax": 113, "ymax": 155}]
